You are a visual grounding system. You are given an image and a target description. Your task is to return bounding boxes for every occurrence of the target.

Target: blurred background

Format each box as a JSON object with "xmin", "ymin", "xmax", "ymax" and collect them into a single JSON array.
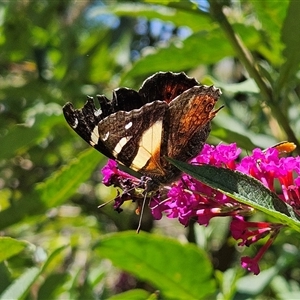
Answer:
[{"xmin": 1, "ymin": 1, "xmax": 300, "ymax": 299}]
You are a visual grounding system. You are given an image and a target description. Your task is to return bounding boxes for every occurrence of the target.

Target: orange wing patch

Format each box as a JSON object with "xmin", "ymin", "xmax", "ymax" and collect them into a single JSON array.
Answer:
[
  {"xmin": 130, "ymin": 120, "xmax": 165, "ymax": 176},
  {"xmin": 271, "ymin": 141, "xmax": 296, "ymax": 154},
  {"xmin": 167, "ymin": 86, "xmax": 222, "ymax": 157}
]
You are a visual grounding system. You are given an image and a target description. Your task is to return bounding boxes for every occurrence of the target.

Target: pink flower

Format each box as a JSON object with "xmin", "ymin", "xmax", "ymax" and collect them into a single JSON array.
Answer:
[
  {"xmin": 240, "ymin": 225, "xmax": 281, "ymax": 275},
  {"xmin": 241, "ymin": 256, "xmax": 260, "ymax": 275},
  {"xmin": 101, "ymin": 143, "xmax": 298, "ymax": 274}
]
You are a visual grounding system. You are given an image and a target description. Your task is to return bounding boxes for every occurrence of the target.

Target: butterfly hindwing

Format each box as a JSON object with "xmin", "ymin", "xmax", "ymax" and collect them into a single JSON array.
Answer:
[
  {"xmin": 138, "ymin": 71, "xmax": 199, "ymax": 104},
  {"xmin": 166, "ymin": 85, "xmax": 221, "ymax": 160}
]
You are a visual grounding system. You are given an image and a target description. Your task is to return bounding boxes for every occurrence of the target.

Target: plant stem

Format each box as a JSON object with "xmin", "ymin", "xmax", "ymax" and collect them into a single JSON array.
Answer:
[
  {"xmin": 209, "ymin": 1, "xmax": 300, "ymax": 150},
  {"xmin": 209, "ymin": 1, "xmax": 272, "ymax": 101}
]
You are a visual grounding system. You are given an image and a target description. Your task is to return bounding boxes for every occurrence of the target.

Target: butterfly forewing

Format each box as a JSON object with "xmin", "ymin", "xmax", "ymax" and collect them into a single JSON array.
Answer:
[
  {"xmin": 63, "ymin": 99, "xmax": 115, "ymax": 159},
  {"xmin": 97, "ymin": 100, "xmax": 168, "ymax": 175}
]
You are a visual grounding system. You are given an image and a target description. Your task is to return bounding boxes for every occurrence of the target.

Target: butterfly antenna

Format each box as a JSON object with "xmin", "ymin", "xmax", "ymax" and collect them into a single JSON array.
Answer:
[
  {"xmin": 98, "ymin": 198, "xmax": 114, "ymax": 209},
  {"xmin": 136, "ymin": 192, "xmax": 148, "ymax": 233}
]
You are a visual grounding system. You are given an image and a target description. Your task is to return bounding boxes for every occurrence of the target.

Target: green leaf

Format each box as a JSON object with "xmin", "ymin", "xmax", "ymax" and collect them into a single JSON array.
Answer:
[
  {"xmin": 36, "ymin": 148, "xmax": 103, "ymax": 207},
  {"xmin": 94, "ymin": 231, "xmax": 216, "ymax": 300},
  {"xmin": 212, "ymin": 125, "xmax": 257, "ymax": 150},
  {"xmin": 0, "ymin": 263, "xmax": 11, "ymax": 295},
  {"xmin": 37, "ymin": 273, "xmax": 70, "ymax": 300},
  {"xmin": 121, "ymin": 30, "xmax": 233, "ymax": 83},
  {"xmin": 0, "ymin": 245, "xmax": 67, "ymax": 300},
  {"xmin": 107, "ymin": 289, "xmax": 151, "ymax": 300},
  {"xmin": 216, "ymin": 268, "xmax": 241, "ymax": 300},
  {"xmin": 91, "ymin": 2, "xmax": 212, "ymax": 33},
  {"xmin": 0, "ymin": 148, "xmax": 102, "ymax": 230},
  {"xmin": 0, "ymin": 267, "xmax": 40, "ymax": 300},
  {"xmin": 212, "ymin": 78, "xmax": 259, "ymax": 94},
  {"xmin": 40, "ymin": 245, "xmax": 68, "ymax": 272},
  {"xmin": 212, "ymin": 113, "xmax": 277, "ymax": 150},
  {"xmin": 0, "ymin": 237, "xmax": 27, "ymax": 263},
  {"xmin": 237, "ymin": 267, "xmax": 278, "ymax": 296},
  {"xmin": 251, "ymin": 0, "xmax": 288, "ymax": 65},
  {"xmin": 0, "ymin": 103, "xmax": 62, "ymax": 161},
  {"xmin": 237, "ymin": 245, "xmax": 300, "ymax": 297},
  {"xmin": 0, "ymin": 125, "xmax": 43, "ymax": 161},
  {"xmin": 145, "ymin": 0, "xmax": 200, "ymax": 12},
  {"xmin": 277, "ymin": 0, "xmax": 300, "ymax": 92},
  {"xmin": 167, "ymin": 159, "xmax": 300, "ymax": 233},
  {"xmin": 121, "ymin": 23, "xmax": 260, "ymax": 83}
]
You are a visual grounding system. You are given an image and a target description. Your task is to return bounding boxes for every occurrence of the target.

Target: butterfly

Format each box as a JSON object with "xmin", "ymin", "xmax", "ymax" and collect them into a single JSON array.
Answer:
[{"xmin": 63, "ymin": 72, "xmax": 222, "ymax": 187}]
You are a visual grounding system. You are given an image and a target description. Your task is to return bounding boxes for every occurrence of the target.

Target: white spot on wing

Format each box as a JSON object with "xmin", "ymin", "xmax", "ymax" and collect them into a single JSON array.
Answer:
[
  {"xmin": 130, "ymin": 120, "xmax": 162, "ymax": 171},
  {"xmin": 113, "ymin": 136, "xmax": 132, "ymax": 155},
  {"xmin": 90, "ymin": 126, "xmax": 99, "ymax": 146},
  {"xmin": 94, "ymin": 109, "xmax": 102, "ymax": 117},
  {"xmin": 125, "ymin": 121, "xmax": 132, "ymax": 130},
  {"xmin": 102, "ymin": 131, "xmax": 109, "ymax": 141},
  {"xmin": 72, "ymin": 118, "xmax": 79, "ymax": 128}
]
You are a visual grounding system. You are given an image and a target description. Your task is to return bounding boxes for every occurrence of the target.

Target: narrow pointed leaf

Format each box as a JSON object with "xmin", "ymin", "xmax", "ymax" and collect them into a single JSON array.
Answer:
[
  {"xmin": 36, "ymin": 148, "xmax": 103, "ymax": 207},
  {"xmin": 0, "ymin": 245, "xmax": 67, "ymax": 300},
  {"xmin": 0, "ymin": 267, "xmax": 40, "ymax": 300},
  {"xmin": 107, "ymin": 289, "xmax": 151, "ymax": 300}
]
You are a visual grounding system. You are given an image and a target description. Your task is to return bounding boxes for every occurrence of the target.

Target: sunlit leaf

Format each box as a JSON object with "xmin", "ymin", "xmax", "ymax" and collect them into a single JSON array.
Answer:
[
  {"xmin": 145, "ymin": 0, "xmax": 200, "ymax": 12},
  {"xmin": 91, "ymin": 2, "xmax": 212, "ymax": 32},
  {"xmin": 213, "ymin": 78, "xmax": 259, "ymax": 94},
  {"xmin": 121, "ymin": 30, "xmax": 232, "ymax": 83},
  {"xmin": 0, "ymin": 237, "xmax": 27, "ymax": 263},
  {"xmin": 36, "ymin": 148, "xmax": 103, "ymax": 207},
  {"xmin": 0, "ymin": 267, "xmax": 40, "ymax": 300},
  {"xmin": 107, "ymin": 289, "xmax": 152, "ymax": 300},
  {"xmin": 121, "ymin": 23, "xmax": 260, "ymax": 83},
  {"xmin": 94, "ymin": 231, "xmax": 216, "ymax": 300}
]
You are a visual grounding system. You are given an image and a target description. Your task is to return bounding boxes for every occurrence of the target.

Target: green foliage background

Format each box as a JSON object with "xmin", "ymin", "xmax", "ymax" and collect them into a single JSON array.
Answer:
[{"xmin": 1, "ymin": 1, "xmax": 300, "ymax": 299}]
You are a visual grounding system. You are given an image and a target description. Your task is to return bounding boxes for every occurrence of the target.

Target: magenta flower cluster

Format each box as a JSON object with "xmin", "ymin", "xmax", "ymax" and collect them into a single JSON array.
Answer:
[{"xmin": 101, "ymin": 143, "xmax": 299, "ymax": 275}]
